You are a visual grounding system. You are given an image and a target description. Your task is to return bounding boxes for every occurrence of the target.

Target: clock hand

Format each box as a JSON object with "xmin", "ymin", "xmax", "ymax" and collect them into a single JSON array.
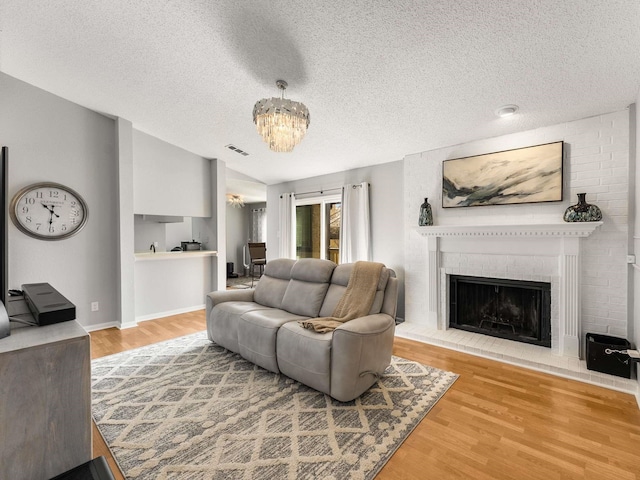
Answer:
[
  {"xmin": 41, "ymin": 203, "xmax": 60, "ymax": 219},
  {"xmin": 41, "ymin": 203, "xmax": 56, "ymax": 225}
]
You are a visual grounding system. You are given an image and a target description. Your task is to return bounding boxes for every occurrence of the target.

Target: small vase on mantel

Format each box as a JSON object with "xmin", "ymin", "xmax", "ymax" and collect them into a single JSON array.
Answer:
[
  {"xmin": 563, "ymin": 193, "xmax": 602, "ymax": 222},
  {"xmin": 418, "ymin": 198, "xmax": 433, "ymax": 226}
]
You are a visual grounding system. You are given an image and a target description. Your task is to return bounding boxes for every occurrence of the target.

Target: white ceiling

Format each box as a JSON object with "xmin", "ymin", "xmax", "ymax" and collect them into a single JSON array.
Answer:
[{"xmin": 1, "ymin": 1, "xmax": 639, "ymax": 192}]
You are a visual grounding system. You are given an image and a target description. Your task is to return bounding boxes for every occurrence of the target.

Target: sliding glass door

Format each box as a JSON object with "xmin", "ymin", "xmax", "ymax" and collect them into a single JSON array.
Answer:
[{"xmin": 295, "ymin": 195, "xmax": 341, "ymax": 263}]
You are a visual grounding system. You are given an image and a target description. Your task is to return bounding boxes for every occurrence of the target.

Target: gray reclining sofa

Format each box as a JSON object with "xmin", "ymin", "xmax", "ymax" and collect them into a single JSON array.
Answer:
[{"xmin": 206, "ymin": 258, "xmax": 398, "ymax": 402}]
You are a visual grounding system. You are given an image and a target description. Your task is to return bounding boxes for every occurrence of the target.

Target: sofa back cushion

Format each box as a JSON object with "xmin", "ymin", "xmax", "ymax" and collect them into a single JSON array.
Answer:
[
  {"xmin": 318, "ymin": 263, "xmax": 392, "ymax": 317},
  {"xmin": 280, "ymin": 259, "xmax": 337, "ymax": 317},
  {"xmin": 253, "ymin": 258, "xmax": 295, "ymax": 308}
]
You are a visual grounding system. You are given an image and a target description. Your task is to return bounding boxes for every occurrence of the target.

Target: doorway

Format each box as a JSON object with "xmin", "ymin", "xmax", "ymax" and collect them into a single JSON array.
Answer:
[{"xmin": 295, "ymin": 195, "xmax": 341, "ymax": 263}]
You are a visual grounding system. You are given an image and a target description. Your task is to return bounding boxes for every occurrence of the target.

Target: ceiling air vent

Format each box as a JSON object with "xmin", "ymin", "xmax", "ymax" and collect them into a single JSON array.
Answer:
[{"xmin": 225, "ymin": 144, "xmax": 250, "ymax": 156}]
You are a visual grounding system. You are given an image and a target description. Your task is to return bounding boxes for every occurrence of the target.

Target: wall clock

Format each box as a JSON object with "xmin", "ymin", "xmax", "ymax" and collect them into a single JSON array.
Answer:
[{"xmin": 10, "ymin": 182, "xmax": 89, "ymax": 240}]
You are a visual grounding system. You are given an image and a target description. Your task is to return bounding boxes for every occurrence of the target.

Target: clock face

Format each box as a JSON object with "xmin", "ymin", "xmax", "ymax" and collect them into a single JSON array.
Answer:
[{"xmin": 10, "ymin": 182, "xmax": 89, "ymax": 240}]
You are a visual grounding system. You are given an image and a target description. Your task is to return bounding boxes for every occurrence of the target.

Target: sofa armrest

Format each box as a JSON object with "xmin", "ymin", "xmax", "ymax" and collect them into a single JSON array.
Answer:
[
  {"xmin": 330, "ymin": 313, "xmax": 396, "ymax": 402},
  {"xmin": 333, "ymin": 313, "xmax": 395, "ymax": 335},
  {"xmin": 205, "ymin": 289, "xmax": 256, "ymax": 318}
]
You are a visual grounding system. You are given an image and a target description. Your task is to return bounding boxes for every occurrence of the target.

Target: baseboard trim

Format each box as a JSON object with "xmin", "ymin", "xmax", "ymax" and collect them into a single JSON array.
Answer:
[
  {"xmin": 636, "ymin": 385, "xmax": 640, "ymax": 410},
  {"xmin": 135, "ymin": 304, "xmax": 205, "ymax": 323},
  {"xmin": 119, "ymin": 321, "xmax": 139, "ymax": 330},
  {"xmin": 82, "ymin": 321, "xmax": 121, "ymax": 332}
]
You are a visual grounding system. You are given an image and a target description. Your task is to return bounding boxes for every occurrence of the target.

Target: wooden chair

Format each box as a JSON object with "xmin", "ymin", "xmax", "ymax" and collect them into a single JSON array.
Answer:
[{"xmin": 248, "ymin": 242, "xmax": 267, "ymax": 287}]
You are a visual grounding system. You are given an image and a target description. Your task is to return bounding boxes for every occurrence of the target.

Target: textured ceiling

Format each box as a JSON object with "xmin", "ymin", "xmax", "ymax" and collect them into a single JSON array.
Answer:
[{"xmin": 1, "ymin": 1, "xmax": 639, "ymax": 190}]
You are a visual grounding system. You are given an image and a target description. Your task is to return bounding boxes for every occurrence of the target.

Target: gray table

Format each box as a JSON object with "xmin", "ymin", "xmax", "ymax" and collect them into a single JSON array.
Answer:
[{"xmin": 0, "ymin": 298, "xmax": 91, "ymax": 480}]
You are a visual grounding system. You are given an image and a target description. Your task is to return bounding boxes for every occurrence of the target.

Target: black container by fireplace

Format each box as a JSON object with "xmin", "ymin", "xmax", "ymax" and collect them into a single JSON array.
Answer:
[
  {"xmin": 449, "ymin": 275, "xmax": 551, "ymax": 347},
  {"xmin": 586, "ymin": 333, "xmax": 633, "ymax": 378}
]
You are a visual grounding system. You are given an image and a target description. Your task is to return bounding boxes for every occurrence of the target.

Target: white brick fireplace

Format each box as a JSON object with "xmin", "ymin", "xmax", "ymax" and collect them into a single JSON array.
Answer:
[
  {"xmin": 400, "ymin": 109, "xmax": 633, "ymax": 393},
  {"xmin": 415, "ymin": 222, "xmax": 601, "ymax": 359}
]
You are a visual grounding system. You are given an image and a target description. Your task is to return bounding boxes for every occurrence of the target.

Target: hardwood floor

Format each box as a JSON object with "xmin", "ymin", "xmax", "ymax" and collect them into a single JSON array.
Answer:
[
  {"xmin": 89, "ymin": 310, "xmax": 207, "ymax": 360},
  {"xmin": 90, "ymin": 312, "xmax": 640, "ymax": 479}
]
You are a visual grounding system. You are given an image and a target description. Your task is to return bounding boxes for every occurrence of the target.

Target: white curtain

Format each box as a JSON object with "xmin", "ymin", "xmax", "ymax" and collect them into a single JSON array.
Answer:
[
  {"xmin": 340, "ymin": 182, "xmax": 371, "ymax": 263},
  {"xmin": 251, "ymin": 208, "xmax": 267, "ymax": 243},
  {"xmin": 278, "ymin": 193, "xmax": 296, "ymax": 259}
]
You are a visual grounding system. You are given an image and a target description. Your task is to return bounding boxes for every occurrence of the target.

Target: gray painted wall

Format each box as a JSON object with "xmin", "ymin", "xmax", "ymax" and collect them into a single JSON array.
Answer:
[
  {"xmin": 225, "ymin": 201, "xmax": 268, "ymax": 277},
  {"xmin": 267, "ymin": 161, "xmax": 405, "ymax": 319},
  {"xmin": 132, "ymin": 130, "xmax": 211, "ymax": 217},
  {"xmin": 226, "ymin": 204, "xmax": 248, "ymax": 276},
  {"xmin": 634, "ymin": 97, "xmax": 640, "ymax": 400},
  {"xmin": 0, "ymin": 72, "xmax": 119, "ymax": 329},
  {"xmin": 0, "ymin": 72, "xmax": 225, "ymax": 329}
]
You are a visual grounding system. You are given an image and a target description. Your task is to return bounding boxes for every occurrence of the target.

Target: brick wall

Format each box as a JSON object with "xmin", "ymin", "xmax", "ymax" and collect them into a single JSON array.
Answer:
[{"xmin": 405, "ymin": 109, "xmax": 631, "ymax": 341}]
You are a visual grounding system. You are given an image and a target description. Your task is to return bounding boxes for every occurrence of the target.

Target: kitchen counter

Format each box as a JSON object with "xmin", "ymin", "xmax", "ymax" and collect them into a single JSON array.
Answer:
[{"xmin": 134, "ymin": 250, "xmax": 217, "ymax": 261}]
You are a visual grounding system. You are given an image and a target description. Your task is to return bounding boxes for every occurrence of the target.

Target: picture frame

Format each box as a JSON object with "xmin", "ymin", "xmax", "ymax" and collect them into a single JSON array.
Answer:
[{"xmin": 442, "ymin": 141, "xmax": 564, "ymax": 208}]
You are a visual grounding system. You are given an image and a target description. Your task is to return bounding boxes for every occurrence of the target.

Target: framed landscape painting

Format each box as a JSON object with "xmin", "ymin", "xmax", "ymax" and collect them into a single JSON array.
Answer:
[{"xmin": 442, "ymin": 141, "xmax": 564, "ymax": 208}]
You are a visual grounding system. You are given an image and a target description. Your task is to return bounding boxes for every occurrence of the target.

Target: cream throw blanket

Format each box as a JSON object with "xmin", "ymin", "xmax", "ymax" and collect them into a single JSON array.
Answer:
[{"xmin": 299, "ymin": 261, "xmax": 384, "ymax": 333}]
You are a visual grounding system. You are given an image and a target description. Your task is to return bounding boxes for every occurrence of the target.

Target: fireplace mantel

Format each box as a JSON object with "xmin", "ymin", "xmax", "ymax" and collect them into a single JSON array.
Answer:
[
  {"xmin": 416, "ymin": 220, "xmax": 604, "ymax": 359},
  {"xmin": 415, "ymin": 221, "xmax": 603, "ymax": 238}
]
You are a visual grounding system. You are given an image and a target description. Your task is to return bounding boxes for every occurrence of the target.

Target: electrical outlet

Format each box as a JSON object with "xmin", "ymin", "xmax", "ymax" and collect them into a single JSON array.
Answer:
[
  {"xmin": 154, "ymin": 241, "xmax": 159, "ymax": 248},
  {"xmin": 91, "ymin": 301, "xmax": 99, "ymax": 312},
  {"xmin": 627, "ymin": 255, "xmax": 636, "ymax": 264}
]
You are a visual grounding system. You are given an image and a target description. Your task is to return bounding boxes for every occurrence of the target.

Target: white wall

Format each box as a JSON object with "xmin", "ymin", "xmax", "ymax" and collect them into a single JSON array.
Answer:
[
  {"xmin": 134, "ymin": 216, "xmax": 166, "ymax": 252},
  {"xmin": 133, "ymin": 130, "xmax": 211, "ymax": 217},
  {"xmin": 134, "ymin": 257, "xmax": 212, "ymax": 319},
  {"xmin": 225, "ymin": 202, "xmax": 267, "ymax": 277},
  {"xmin": 126, "ymin": 129, "xmax": 221, "ymax": 320},
  {"xmin": 225, "ymin": 204, "xmax": 248, "ymax": 276},
  {"xmin": 133, "ymin": 216, "xmax": 193, "ymax": 253},
  {"xmin": 267, "ymin": 160, "xmax": 405, "ymax": 319},
  {"xmin": 166, "ymin": 217, "xmax": 193, "ymax": 250},
  {"xmin": 116, "ymin": 117, "xmax": 136, "ymax": 328},
  {"xmin": 0, "ymin": 73, "xmax": 119, "ymax": 329},
  {"xmin": 404, "ymin": 110, "xmax": 631, "ymax": 350}
]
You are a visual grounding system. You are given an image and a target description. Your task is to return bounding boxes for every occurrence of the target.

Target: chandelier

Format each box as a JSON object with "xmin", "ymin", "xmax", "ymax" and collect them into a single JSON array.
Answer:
[
  {"xmin": 226, "ymin": 194, "xmax": 245, "ymax": 208},
  {"xmin": 252, "ymin": 80, "xmax": 310, "ymax": 153}
]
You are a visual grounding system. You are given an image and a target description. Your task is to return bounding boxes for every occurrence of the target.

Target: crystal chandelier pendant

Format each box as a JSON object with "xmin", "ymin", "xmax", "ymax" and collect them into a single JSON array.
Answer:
[
  {"xmin": 253, "ymin": 80, "xmax": 310, "ymax": 152},
  {"xmin": 226, "ymin": 194, "xmax": 245, "ymax": 208}
]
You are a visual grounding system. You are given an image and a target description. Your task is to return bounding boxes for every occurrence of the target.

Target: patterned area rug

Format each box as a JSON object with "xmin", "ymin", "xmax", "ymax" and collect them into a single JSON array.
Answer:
[{"xmin": 92, "ymin": 332, "xmax": 457, "ymax": 480}]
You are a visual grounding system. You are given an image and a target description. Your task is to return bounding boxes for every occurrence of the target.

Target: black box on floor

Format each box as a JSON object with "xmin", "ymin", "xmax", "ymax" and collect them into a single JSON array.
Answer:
[
  {"xmin": 586, "ymin": 333, "xmax": 633, "ymax": 378},
  {"xmin": 226, "ymin": 262, "xmax": 238, "ymax": 278}
]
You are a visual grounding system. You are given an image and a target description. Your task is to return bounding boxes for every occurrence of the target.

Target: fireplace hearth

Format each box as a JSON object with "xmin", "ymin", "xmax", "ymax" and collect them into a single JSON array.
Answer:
[{"xmin": 449, "ymin": 275, "xmax": 551, "ymax": 347}]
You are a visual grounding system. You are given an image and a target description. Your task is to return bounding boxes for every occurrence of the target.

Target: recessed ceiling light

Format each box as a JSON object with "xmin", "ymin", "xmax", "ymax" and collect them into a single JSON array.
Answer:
[{"xmin": 495, "ymin": 104, "xmax": 519, "ymax": 117}]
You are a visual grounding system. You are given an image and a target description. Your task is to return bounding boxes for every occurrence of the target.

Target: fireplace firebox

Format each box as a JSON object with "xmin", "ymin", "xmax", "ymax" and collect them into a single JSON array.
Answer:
[{"xmin": 449, "ymin": 275, "xmax": 551, "ymax": 347}]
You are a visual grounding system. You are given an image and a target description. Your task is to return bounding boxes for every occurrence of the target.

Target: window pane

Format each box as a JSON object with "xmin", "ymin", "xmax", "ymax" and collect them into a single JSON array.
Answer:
[
  {"xmin": 296, "ymin": 204, "xmax": 321, "ymax": 259},
  {"xmin": 327, "ymin": 202, "xmax": 341, "ymax": 264}
]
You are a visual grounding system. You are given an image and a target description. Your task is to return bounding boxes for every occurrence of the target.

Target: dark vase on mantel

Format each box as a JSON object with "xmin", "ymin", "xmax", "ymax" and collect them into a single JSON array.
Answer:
[
  {"xmin": 563, "ymin": 193, "xmax": 602, "ymax": 222},
  {"xmin": 419, "ymin": 198, "xmax": 433, "ymax": 226}
]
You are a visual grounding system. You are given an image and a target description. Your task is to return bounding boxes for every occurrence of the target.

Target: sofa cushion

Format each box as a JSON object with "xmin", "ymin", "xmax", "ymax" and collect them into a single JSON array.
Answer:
[
  {"xmin": 237, "ymin": 309, "xmax": 309, "ymax": 373},
  {"xmin": 254, "ymin": 258, "xmax": 295, "ymax": 309},
  {"xmin": 280, "ymin": 259, "xmax": 336, "ymax": 317},
  {"xmin": 208, "ymin": 302, "xmax": 272, "ymax": 352},
  {"xmin": 276, "ymin": 321, "xmax": 333, "ymax": 395},
  {"xmin": 318, "ymin": 264, "xmax": 392, "ymax": 317}
]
